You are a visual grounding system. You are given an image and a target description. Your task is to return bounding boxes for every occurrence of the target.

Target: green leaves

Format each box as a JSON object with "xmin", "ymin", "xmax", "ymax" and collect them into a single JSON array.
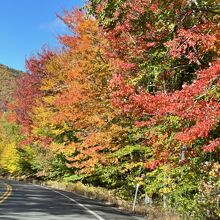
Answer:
[{"xmin": 110, "ymin": 144, "xmax": 150, "ymax": 159}]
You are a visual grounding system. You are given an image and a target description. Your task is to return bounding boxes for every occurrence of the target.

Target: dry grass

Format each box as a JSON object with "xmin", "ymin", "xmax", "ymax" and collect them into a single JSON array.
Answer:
[{"xmin": 44, "ymin": 180, "xmax": 182, "ymax": 220}]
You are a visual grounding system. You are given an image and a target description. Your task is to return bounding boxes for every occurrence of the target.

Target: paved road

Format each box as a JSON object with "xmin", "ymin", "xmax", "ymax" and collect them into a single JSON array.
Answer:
[{"xmin": 0, "ymin": 179, "xmax": 145, "ymax": 220}]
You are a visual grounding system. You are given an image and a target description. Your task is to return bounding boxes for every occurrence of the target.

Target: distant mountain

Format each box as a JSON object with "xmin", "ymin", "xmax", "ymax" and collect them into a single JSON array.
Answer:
[{"xmin": 0, "ymin": 64, "xmax": 22, "ymax": 111}]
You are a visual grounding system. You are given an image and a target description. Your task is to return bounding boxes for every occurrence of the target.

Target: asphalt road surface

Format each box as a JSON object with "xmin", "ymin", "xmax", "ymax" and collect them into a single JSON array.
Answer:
[{"xmin": 0, "ymin": 179, "xmax": 145, "ymax": 220}]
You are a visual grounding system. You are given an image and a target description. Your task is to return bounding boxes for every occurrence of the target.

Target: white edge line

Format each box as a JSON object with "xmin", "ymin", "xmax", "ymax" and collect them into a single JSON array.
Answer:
[{"xmin": 36, "ymin": 185, "xmax": 105, "ymax": 220}]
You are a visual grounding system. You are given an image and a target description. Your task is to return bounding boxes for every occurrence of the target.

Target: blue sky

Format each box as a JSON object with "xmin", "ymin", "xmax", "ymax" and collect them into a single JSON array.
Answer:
[{"xmin": 0, "ymin": 0, "xmax": 83, "ymax": 71}]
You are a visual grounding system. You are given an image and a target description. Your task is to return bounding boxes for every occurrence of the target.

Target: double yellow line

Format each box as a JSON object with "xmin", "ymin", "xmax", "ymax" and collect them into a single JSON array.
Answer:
[{"xmin": 0, "ymin": 182, "xmax": 12, "ymax": 203}]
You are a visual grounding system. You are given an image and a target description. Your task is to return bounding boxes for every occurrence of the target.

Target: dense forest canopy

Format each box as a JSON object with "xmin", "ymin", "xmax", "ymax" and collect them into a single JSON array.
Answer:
[{"xmin": 0, "ymin": 1, "xmax": 219, "ymax": 219}]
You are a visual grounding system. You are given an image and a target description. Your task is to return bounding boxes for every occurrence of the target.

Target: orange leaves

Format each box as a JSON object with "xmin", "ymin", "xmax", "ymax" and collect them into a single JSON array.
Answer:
[
  {"xmin": 59, "ymin": 10, "xmax": 98, "ymax": 54},
  {"xmin": 145, "ymin": 160, "xmax": 160, "ymax": 170},
  {"xmin": 40, "ymin": 10, "xmax": 115, "ymax": 174}
]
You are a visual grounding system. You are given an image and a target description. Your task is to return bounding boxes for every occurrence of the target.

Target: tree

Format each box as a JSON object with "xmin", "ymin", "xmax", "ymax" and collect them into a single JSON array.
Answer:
[
  {"xmin": 88, "ymin": 0, "xmax": 220, "ymax": 164},
  {"xmin": 54, "ymin": 10, "xmax": 115, "ymax": 174},
  {"xmin": 88, "ymin": 0, "xmax": 220, "ymax": 217},
  {"xmin": 13, "ymin": 49, "xmax": 55, "ymax": 134},
  {"xmin": 0, "ymin": 113, "xmax": 24, "ymax": 174}
]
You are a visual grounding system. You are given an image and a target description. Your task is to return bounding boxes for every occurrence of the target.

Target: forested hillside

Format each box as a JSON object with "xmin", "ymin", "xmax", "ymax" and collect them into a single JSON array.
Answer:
[
  {"xmin": 0, "ymin": 1, "xmax": 219, "ymax": 219},
  {"xmin": 0, "ymin": 64, "xmax": 21, "ymax": 111}
]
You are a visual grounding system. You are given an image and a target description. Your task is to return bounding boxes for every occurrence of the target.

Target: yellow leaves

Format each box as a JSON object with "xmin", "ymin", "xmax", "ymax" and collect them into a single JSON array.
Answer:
[
  {"xmin": 135, "ymin": 177, "xmax": 144, "ymax": 186},
  {"xmin": 209, "ymin": 162, "xmax": 220, "ymax": 178},
  {"xmin": 31, "ymin": 102, "xmax": 55, "ymax": 134},
  {"xmin": 50, "ymin": 141, "xmax": 76, "ymax": 156},
  {"xmin": 0, "ymin": 116, "xmax": 22, "ymax": 174},
  {"xmin": 0, "ymin": 141, "xmax": 20, "ymax": 174},
  {"xmin": 41, "ymin": 79, "xmax": 57, "ymax": 92},
  {"xmin": 52, "ymin": 128, "xmax": 64, "ymax": 136},
  {"xmin": 159, "ymin": 187, "xmax": 172, "ymax": 194},
  {"xmin": 42, "ymin": 95, "xmax": 56, "ymax": 105},
  {"xmin": 124, "ymin": 162, "xmax": 144, "ymax": 173}
]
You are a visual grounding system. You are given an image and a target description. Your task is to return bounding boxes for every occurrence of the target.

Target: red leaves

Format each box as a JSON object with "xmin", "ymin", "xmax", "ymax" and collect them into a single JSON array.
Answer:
[
  {"xmin": 14, "ymin": 73, "xmax": 40, "ymax": 133},
  {"xmin": 166, "ymin": 27, "xmax": 216, "ymax": 64},
  {"xmin": 12, "ymin": 48, "xmax": 56, "ymax": 134},
  {"xmin": 175, "ymin": 120, "xmax": 216, "ymax": 143},
  {"xmin": 203, "ymin": 138, "xmax": 220, "ymax": 152},
  {"xmin": 112, "ymin": 60, "xmax": 220, "ymax": 119},
  {"xmin": 110, "ymin": 59, "xmax": 220, "ymax": 163}
]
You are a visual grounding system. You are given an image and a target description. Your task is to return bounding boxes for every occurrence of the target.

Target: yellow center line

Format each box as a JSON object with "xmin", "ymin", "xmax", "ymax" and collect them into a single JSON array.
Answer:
[{"xmin": 0, "ymin": 182, "xmax": 12, "ymax": 204}]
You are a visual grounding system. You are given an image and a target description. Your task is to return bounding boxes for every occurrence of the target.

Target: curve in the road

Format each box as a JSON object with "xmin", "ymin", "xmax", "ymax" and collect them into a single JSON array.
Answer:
[
  {"xmin": 0, "ymin": 181, "xmax": 12, "ymax": 204},
  {"xmin": 0, "ymin": 179, "xmax": 145, "ymax": 220}
]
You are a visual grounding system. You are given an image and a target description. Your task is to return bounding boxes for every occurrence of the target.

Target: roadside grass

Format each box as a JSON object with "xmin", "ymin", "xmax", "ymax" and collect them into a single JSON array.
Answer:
[{"xmin": 42, "ymin": 180, "xmax": 181, "ymax": 220}]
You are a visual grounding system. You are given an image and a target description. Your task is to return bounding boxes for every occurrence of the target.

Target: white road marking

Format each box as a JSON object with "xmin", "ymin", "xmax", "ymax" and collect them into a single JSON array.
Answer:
[{"xmin": 37, "ymin": 185, "xmax": 105, "ymax": 220}]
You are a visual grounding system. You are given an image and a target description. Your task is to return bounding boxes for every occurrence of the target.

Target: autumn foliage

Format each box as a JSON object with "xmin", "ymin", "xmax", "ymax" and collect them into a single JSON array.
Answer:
[
  {"xmin": 0, "ymin": 1, "xmax": 219, "ymax": 218},
  {"xmin": 89, "ymin": 0, "xmax": 220, "ymax": 166}
]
